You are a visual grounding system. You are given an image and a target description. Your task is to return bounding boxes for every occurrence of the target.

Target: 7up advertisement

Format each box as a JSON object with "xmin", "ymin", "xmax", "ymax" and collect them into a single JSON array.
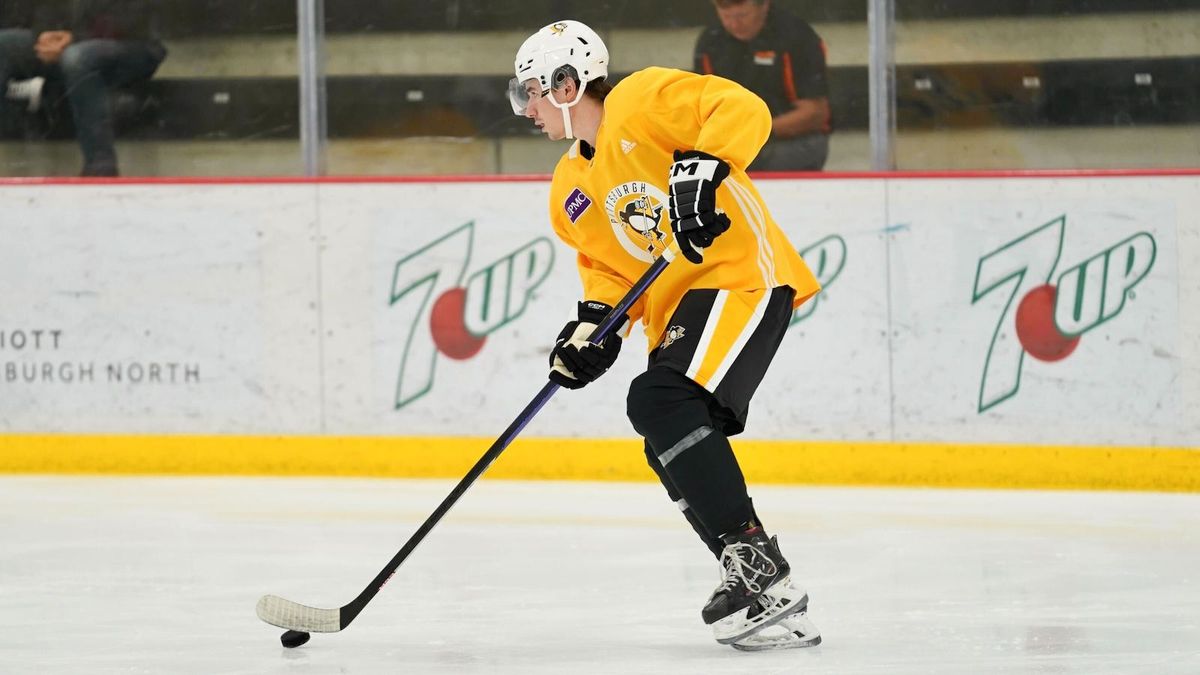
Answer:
[
  {"xmin": 887, "ymin": 178, "xmax": 1190, "ymax": 446},
  {"xmin": 386, "ymin": 221, "xmax": 553, "ymax": 408},
  {"xmin": 315, "ymin": 180, "xmax": 866, "ymax": 437},
  {"xmin": 1, "ymin": 176, "xmax": 1196, "ymax": 446},
  {"xmin": 972, "ymin": 216, "xmax": 1155, "ymax": 412}
]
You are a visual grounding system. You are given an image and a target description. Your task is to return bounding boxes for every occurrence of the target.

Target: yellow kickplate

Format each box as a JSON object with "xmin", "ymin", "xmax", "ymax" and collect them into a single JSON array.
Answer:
[{"xmin": 0, "ymin": 435, "xmax": 1196, "ymax": 492}]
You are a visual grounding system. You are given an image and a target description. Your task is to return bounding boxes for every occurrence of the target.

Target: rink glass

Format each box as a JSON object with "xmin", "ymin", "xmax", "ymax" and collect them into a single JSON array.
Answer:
[
  {"xmin": 0, "ymin": 1, "xmax": 301, "ymax": 177},
  {"xmin": 0, "ymin": 0, "xmax": 1194, "ymax": 177},
  {"xmin": 891, "ymin": 0, "xmax": 1199, "ymax": 170}
]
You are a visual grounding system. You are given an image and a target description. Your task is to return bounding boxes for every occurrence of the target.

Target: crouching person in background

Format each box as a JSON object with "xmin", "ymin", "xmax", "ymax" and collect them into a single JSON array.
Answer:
[{"xmin": 0, "ymin": 0, "xmax": 166, "ymax": 176}]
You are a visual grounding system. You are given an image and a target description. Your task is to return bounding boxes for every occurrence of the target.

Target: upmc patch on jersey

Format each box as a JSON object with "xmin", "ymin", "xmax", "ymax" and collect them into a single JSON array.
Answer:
[{"xmin": 564, "ymin": 188, "xmax": 593, "ymax": 223}]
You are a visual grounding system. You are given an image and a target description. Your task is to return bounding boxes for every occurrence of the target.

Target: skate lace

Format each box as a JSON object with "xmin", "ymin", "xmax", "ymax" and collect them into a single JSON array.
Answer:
[{"xmin": 717, "ymin": 543, "xmax": 778, "ymax": 595}]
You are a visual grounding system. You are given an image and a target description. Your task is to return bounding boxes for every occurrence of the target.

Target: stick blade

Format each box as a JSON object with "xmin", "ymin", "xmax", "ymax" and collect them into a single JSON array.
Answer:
[{"xmin": 256, "ymin": 594, "xmax": 342, "ymax": 633}]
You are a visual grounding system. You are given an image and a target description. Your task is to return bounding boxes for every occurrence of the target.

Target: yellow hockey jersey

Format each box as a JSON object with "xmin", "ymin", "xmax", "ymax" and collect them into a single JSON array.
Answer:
[{"xmin": 548, "ymin": 66, "xmax": 820, "ymax": 349}]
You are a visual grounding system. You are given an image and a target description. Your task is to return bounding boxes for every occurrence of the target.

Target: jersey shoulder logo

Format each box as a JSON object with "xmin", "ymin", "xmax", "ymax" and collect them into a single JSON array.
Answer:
[
  {"xmin": 621, "ymin": 139, "xmax": 637, "ymax": 154},
  {"xmin": 564, "ymin": 188, "xmax": 592, "ymax": 224}
]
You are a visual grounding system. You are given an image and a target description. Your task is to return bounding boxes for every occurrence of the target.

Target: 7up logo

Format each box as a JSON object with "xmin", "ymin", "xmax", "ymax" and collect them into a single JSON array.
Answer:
[
  {"xmin": 971, "ymin": 215, "xmax": 1155, "ymax": 412},
  {"xmin": 791, "ymin": 234, "xmax": 847, "ymax": 325},
  {"xmin": 387, "ymin": 221, "xmax": 554, "ymax": 409}
]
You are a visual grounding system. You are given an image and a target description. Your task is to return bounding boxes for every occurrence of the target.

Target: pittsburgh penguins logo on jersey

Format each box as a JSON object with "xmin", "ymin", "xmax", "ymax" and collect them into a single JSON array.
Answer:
[
  {"xmin": 618, "ymin": 197, "xmax": 662, "ymax": 237},
  {"xmin": 604, "ymin": 181, "xmax": 671, "ymax": 262},
  {"xmin": 661, "ymin": 325, "xmax": 686, "ymax": 349}
]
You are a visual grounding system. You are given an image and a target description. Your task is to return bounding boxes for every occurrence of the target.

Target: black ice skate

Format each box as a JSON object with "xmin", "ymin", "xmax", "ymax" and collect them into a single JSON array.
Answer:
[{"xmin": 701, "ymin": 528, "xmax": 804, "ymax": 643}]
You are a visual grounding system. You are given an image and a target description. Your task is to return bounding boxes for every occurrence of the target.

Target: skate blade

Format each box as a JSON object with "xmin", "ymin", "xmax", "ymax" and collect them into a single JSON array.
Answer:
[
  {"xmin": 731, "ymin": 611, "xmax": 822, "ymax": 651},
  {"xmin": 713, "ymin": 590, "xmax": 808, "ymax": 645},
  {"xmin": 731, "ymin": 631, "xmax": 822, "ymax": 652}
]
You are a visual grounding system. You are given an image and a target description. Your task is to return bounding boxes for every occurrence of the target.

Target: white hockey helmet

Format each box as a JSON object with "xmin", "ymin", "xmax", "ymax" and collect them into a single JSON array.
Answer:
[{"xmin": 508, "ymin": 20, "xmax": 609, "ymax": 139}]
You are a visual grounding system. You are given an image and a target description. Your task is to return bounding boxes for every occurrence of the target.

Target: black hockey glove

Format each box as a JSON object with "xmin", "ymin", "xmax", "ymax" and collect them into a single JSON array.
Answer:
[
  {"xmin": 549, "ymin": 300, "xmax": 627, "ymax": 390},
  {"xmin": 668, "ymin": 149, "xmax": 732, "ymax": 264}
]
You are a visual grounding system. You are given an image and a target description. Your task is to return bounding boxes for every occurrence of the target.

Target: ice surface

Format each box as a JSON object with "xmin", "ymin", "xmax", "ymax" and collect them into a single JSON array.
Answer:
[{"xmin": 0, "ymin": 476, "xmax": 1196, "ymax": 674}]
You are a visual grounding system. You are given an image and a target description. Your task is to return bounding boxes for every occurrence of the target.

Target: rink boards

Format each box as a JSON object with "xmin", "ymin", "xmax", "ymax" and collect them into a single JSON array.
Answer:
[{"xmin": 1, "ymin": 174, "xmax": 1198, "ymax": 489}]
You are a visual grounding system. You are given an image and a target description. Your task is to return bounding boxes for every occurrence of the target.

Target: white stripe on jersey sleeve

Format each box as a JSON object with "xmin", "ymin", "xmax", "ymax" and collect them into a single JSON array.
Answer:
[{"xmin": 725, "ymin": 179, "xmax": 775, "ymax": 288}]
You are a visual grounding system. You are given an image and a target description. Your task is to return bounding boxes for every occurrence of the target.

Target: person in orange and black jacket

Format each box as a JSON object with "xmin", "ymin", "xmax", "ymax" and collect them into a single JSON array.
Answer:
[{"xmin": 694, "ymin": 0, "xmax": 831, "ymax": 171}]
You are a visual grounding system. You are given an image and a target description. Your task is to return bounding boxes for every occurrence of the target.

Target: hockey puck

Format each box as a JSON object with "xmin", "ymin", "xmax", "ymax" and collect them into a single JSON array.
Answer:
[{"xmin": 280, "ymin": 630, "xmax": 310, "ymax": 648}]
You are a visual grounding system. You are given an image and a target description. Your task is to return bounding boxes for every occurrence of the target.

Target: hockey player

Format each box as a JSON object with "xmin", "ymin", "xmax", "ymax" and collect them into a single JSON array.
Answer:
[{"xmin": 509, "ymin": 20, "xmax": 822, "ymax": 650}]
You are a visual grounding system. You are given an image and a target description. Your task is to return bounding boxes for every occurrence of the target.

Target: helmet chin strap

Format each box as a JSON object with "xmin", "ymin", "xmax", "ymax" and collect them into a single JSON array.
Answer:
[
  {"xmin": 561, "ymin": 105, "xmax": 574, "ymax": 140},
  {"xmin": 549, "ymin": 80, "xmax": 588, "ymax": 140}
]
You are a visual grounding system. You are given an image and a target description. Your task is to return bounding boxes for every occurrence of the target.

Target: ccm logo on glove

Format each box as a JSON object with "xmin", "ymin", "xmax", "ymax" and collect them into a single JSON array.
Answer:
[{"xmin": 549, "ymin": 301, "xmax": 627, "ymax": 390}]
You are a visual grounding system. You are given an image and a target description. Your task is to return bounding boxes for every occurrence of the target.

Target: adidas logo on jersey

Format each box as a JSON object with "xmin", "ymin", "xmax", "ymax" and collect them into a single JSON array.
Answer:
[{"xmin": 621, "ymin": 139, "xmax": 637, "ymax": 154}]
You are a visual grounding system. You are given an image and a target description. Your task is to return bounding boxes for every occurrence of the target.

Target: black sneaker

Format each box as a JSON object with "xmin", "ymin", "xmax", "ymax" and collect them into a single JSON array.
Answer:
[{"xmin": 701, "ymin": 528, "xmax": 790, "ymax": 625}]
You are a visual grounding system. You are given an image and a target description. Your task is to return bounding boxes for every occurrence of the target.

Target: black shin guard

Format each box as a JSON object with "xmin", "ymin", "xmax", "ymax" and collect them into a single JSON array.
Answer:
[
  {"xmin": 628, "ymin": 367, "xmax": 755, "ymax": 543},
  {"xmin": 643, "ymin": 440, "xmax": 724, "ymax": 558}
]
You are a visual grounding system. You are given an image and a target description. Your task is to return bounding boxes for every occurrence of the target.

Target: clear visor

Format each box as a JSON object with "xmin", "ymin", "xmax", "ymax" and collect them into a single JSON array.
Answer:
[{"xmin": 507, "ymin": 77, "xmax": 545, "ymax": 115}]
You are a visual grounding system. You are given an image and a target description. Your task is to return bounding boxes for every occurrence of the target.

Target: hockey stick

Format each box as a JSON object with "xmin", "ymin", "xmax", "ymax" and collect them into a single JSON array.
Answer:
[{"xmin": 257, "ymin": 247, "xmax": 676, "ymax": 644}]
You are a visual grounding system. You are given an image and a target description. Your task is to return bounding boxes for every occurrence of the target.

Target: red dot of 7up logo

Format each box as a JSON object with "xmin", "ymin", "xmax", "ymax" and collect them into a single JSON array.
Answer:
[{"xmin": 971, "ymin": 215, "xmax": 1155, "ymax": 413}]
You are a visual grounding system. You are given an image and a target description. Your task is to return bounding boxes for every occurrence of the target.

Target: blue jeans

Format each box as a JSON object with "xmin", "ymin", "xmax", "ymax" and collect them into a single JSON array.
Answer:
[
  {"xmin": 749, "ymin": 133, "xmax": 830, "ymax": 172},
  {"xmin": 0, "ymin": 28, "xmax": 165, "ymax": 175}
]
